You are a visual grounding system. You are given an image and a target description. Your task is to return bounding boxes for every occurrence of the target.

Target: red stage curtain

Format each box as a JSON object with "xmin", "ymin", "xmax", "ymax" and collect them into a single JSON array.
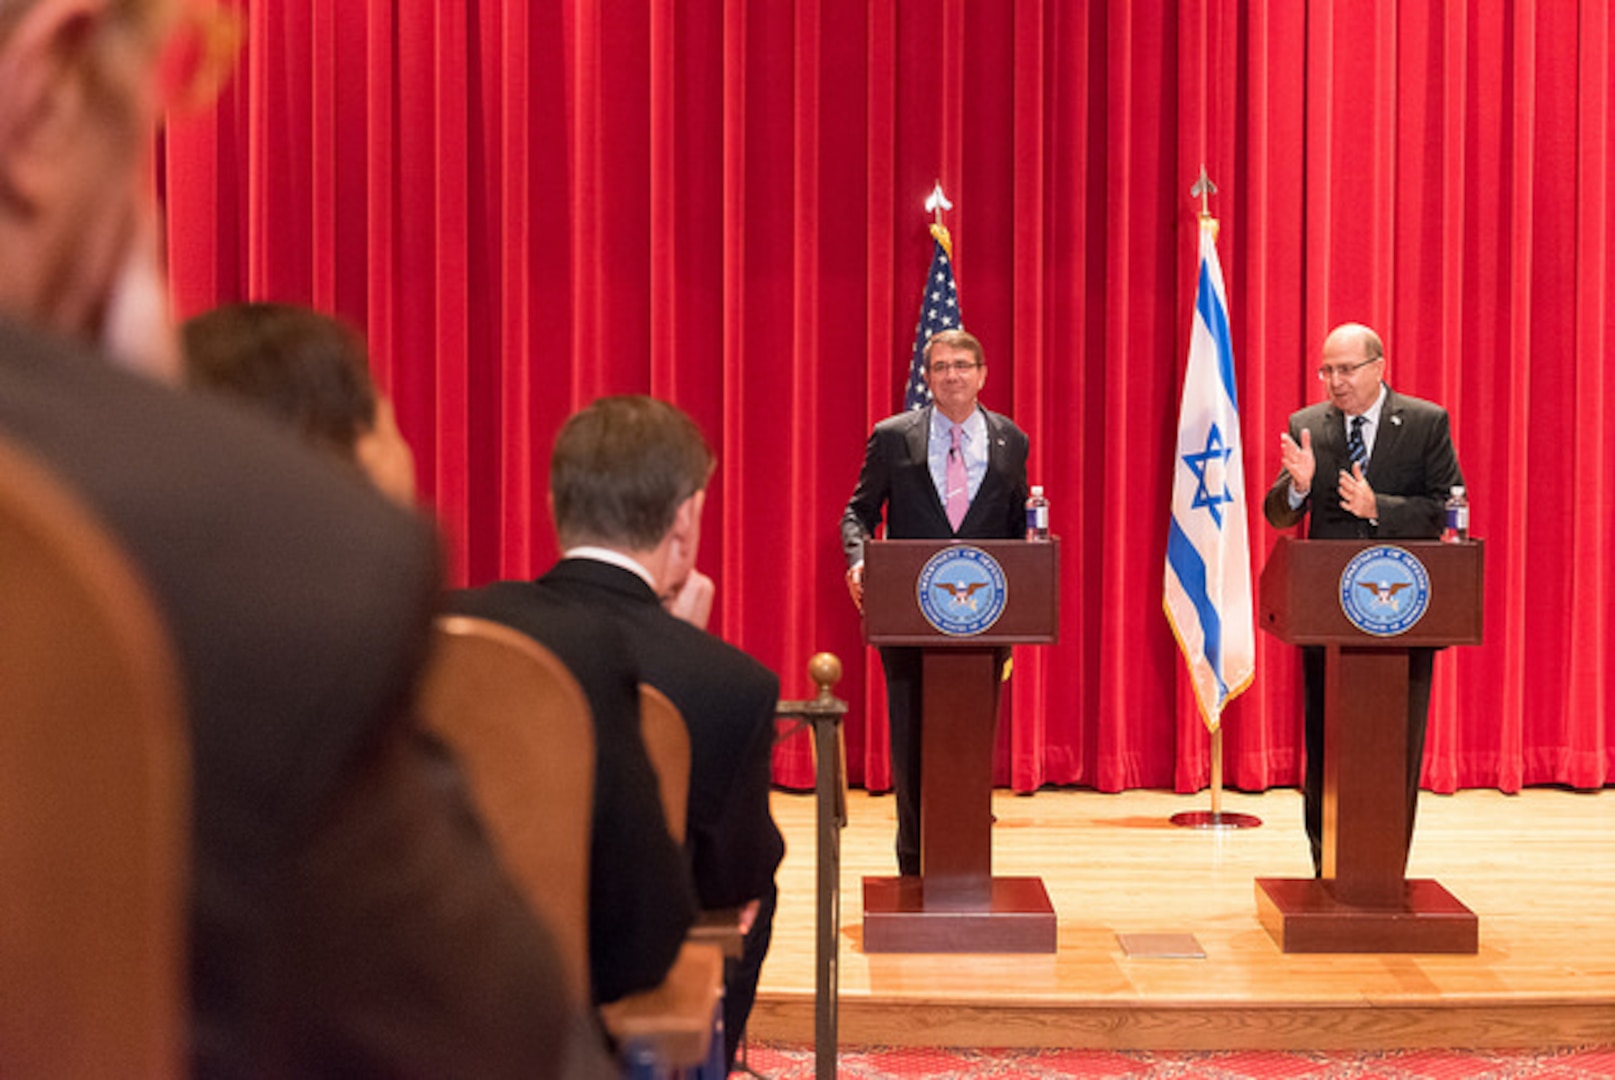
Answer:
[{"xmin": 163, "ymin": 0, "xmax": 1615, "ymax": 796}]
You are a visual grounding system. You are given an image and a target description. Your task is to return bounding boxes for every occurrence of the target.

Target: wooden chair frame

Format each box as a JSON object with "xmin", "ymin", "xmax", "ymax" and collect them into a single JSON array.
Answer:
[{"xmin": 0, "ymin": 435, "xmax": 189, "ymax": 1078}]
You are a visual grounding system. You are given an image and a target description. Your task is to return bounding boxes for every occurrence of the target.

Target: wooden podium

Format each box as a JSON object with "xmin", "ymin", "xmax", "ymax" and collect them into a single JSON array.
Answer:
[
  {"xmin": 860, "ymin": 539, "xmax": 1059, "ymax": 953},
  {"xmin": 1256, "ymin": 537, "xmax": 1485, "ymax": 953}
]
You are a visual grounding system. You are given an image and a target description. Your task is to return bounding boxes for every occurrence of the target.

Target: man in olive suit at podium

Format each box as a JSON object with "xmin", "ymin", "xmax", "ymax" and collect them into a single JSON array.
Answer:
[
  {"xmin": 841, "ymin": 329, "xmax": 1030, "ymax": 876},
  {"xmin": 1263, "ymin": 322, "xmax": 1465, "ymax": 877}
]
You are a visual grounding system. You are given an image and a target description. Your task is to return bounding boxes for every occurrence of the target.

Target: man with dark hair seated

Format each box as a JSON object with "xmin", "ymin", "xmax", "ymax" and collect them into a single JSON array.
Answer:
[
  {"xmin": 181, "ymin": 310, "xmax": 697, "ymax": 1009},
  {"xmin": 457, "ymin": 394, "xmax": 784, "ymax": 1070},
  {"xmin": 182, "ymin": 301, "xmax": 417, "ymax": 507}
]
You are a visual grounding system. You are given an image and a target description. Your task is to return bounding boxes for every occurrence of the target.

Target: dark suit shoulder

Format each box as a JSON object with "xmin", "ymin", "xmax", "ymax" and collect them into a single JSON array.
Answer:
[
  {"xmin": 1287, "ymin": 400, "xmax": 1337, "ymax": 428},
  {"xmin": 982, "ymin": 406, "xmax": 1029, "ymax": 442},
  {"xmin": 0, "ymin": 319, "xmax": 441, "ymax": 861},
  {"xmin": 658, "ymin": 612, "xmax": 779, "ymax": 696},
  {"xmin": 1384, "ymin": 388, "xmax": 1449, "ymax": 421},
  {"xmin": 598, "ymin": 592, "xmax": 780, "ymax": 739},
  {"xmin": 871, "ymin": 407, "xmax": 926, "ymax": 433},
  {"xmin": 451, "ymin": 581, "xmax": 629, "ymax": 672}
]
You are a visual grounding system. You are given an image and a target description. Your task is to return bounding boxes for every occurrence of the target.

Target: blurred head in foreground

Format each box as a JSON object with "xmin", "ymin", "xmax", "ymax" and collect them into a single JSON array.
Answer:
[
  {"xmin": 182, "ymin": 302, "xmax": 417, "ymax": 506},
  {"xmin": 0, "ymin": 0, "xmax": 239, "ymax": 376}
]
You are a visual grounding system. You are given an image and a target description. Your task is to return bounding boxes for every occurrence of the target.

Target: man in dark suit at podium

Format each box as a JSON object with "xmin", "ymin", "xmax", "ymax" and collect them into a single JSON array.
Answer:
[
  {"xmin": 840, "ymin": 329, "xmax": 1030, "ymax": 875},
  {"xmin": 1263, "ymin": 322, "xmax": 1465, "ymax": 876}
]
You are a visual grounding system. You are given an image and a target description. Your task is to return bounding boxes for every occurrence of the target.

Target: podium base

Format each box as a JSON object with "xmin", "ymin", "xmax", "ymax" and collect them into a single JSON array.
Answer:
[
  {"xmin": 1255, "ymin": 877, "xmax": 1478, "ymax": 954},
  {"xmin": 862, "ymin": 875, "xmax": 1057, "ymax": 954}
]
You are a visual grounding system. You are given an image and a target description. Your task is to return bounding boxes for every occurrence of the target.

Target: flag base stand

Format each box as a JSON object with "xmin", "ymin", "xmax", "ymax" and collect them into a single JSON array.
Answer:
[
  {"xmin": 1169, "ymin": 810, "xmax": 1262, "ymax": 829},
  {"xmin": 1169, "ymin": 728, "xmax": 1262, "ymax": 830}
]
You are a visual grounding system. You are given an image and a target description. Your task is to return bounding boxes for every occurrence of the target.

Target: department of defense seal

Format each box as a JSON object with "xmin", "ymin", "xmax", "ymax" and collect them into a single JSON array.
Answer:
[
  {"xmin": 917, "ymin": 545, "xmax": 1009, "ymax": 636},
  {"xmin": 1339, "ymin": 544, "xmax": 1432, "ymax": 637}
]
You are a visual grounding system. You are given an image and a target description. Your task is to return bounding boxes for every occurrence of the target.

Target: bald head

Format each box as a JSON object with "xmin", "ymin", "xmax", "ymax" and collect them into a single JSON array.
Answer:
[
  {"xmin": 1322, "ymin": 323, "xmax": 1385, "ymax": 364},
  {"xmin": 1318, "ymin": 322, "xmax": 1387, "ymax": 417}
]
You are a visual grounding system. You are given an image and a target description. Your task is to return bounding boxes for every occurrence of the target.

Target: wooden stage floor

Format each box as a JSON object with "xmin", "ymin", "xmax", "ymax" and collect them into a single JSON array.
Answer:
[{"xmin": 749, "ymin": 786, "xmax": 1615, "ymax": 1051}]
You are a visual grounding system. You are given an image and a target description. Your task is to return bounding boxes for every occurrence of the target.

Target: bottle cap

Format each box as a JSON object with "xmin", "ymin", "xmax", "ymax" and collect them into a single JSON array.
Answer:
[
  {"xmin": 1452, "ymin": 486, "xmax": 1465, "ymax": 496},
  {"xmin": 1031, "ymin": 485, "xmax": 1044, "ymax": 495}
]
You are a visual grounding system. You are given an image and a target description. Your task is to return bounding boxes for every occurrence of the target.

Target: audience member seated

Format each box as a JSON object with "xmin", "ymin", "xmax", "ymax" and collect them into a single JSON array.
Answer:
[
  {"xmin": 182, "ymin": 298, "xmax": 696, "ymax": 1010},
  {"xmin": 182, "ymin": 301, "xmax": 417, "ymax": 507},
  {"xmin": 452, "ymin": 553, "xmax": 701, "ymax": 1009},
  {"xmin": 0, "ymin": 3, "xmax": 595, "ymax": 1075},
  {"xmin": 456, "ymin": 394, "xmax": 784, "ymax": 1070},
  {"xmin": 180, "ymin": 295, "xmax": 642, "ymax": 1062}
]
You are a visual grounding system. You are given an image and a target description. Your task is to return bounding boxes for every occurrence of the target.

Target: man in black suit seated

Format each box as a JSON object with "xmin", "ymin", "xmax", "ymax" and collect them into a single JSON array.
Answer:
[
  {"xmin": 0, "ymin": 3, "xmax": 598, "ymax": 1075},
  {"xmin": 457, "ymin": 395, "xmax": 784, "ymax": 1070},
  {"xmin": 452, "ymin": 572, "xmax": 699, "ymax": 1009}
]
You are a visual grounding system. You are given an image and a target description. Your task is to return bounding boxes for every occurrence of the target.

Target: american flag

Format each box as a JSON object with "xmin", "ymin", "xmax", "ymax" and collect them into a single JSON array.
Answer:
[{"xmin": 903, "ymin": 223, "xmax": 963, "ymax": 411}]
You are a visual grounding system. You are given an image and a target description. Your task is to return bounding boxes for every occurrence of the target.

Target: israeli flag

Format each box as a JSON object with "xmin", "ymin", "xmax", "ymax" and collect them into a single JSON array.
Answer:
[{"xmin": 1164, "ymin": 220, "xmax": 1255, "ymax": 729}]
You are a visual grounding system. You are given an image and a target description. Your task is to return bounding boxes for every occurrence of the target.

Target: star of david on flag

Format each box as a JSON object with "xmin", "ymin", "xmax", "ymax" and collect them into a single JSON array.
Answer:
[
  {"xmin": 904, "ymin": 223, "xmax": 962, "ymax": 411},
  {"xmin": 1164, "ymin": 218, "xmax": 1255, "ymax": 730},
  {"xmin": 1183, "ymin": 422, "xmax": 1236, "ymax": 527}
]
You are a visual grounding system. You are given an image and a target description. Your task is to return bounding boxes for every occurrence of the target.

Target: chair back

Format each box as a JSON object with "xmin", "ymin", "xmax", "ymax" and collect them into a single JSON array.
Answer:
[
  {"xmin": 0, "ymin": 435, "xmax": 189, "ymax": 1079},
  {"xmin": 637, "ymin": 684, "xmax": 690, "ymax": 844},
  {"xmin": 606, "ymin": 690, "xmax": 728, "ymax": 1071},
  {"xmin": 418, "ymin": 615, "xmax": 595, "ymax": 1005}
]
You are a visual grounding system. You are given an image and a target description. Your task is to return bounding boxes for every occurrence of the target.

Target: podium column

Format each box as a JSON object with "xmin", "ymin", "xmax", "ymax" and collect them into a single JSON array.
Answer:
[
  {"xmin": 918, "ymin": 648, "xmax": 996, "ymax": 895},
  {"xmin": 1326, "ymin": 645, "xmax": 1411, "ymax": 902}
]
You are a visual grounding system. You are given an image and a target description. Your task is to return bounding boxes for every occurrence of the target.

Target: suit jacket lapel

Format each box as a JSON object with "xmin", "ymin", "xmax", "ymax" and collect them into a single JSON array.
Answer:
[
  {"xmin": 905, "ymin": 407, "xmax": 951, "ymax": 527},
  {"xmin": 1318, "ymin": 405, "xmax": 1345, "ymax": 469},
  {"xmin": 904, "ymin": 407, "xmax": 932, "ymax": 471},
  {"xmin": 1368, "ymin": 388, "xmax": 1406, "ymax": 480},
  {"xmin": 983, "ymin": 409, "xmax": 1012, "ymax": 486}
]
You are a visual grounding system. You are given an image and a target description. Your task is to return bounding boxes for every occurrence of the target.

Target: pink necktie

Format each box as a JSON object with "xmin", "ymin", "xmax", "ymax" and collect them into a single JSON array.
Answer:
[{"xmin": 946, "ymin": 424, "xmax": 969, "ymax": 531}]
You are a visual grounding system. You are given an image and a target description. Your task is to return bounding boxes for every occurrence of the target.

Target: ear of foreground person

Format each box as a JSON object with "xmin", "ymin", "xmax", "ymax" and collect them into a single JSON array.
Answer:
[{"xmin": 0, "ymin": 1, "xmax": 600, "ymax": 1074}]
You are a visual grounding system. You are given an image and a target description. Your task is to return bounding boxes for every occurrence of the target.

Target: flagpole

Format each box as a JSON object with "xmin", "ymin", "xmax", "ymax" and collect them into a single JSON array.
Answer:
[
  {"xmin": 1168, "ymin": 166, "xmax": 1261, "ymax": 831},
  {"xmin": 1170, "ymin": 725, "xmax": 1261, "ymax": 829}
]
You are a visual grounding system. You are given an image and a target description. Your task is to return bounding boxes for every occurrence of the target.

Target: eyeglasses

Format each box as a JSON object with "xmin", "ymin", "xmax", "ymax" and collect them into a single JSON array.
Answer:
[
  {"xmin": 927, "ymin": 360, "xmax": 982, "ymax": 375},
  {"xmin": 1316, "ymin": 357, "xmax": 1380, "ymax": 382},
  {"xmin": 155, "ymin": 0, "xmax": 244, "ymax": 114}
]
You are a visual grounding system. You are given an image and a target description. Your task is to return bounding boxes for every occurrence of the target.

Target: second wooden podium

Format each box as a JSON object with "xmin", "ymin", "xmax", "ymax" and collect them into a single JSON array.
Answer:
[
  {"xmin": 1256, "ymin": 537, "xmax": 1485, "ymax": 953},
  {"xmin": 860, "ymin": 539, "xmax": 1059, "ymax": 953}
]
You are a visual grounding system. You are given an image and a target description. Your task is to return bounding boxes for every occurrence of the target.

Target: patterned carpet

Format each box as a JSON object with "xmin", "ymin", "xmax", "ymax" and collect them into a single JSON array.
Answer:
[{"xmin": 738, "ymin": 1044, "xmax": 1615, "ymax": 1079}]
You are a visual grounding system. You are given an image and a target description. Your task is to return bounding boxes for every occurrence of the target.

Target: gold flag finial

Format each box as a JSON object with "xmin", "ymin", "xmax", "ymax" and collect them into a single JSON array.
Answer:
[
  {"xmin": 1190, "ymin": 166, "xmax": 1219, "ymax": 238},
  {"xmin": 925, "ymin": 181, "xmax": 955, "ymax": 257}
]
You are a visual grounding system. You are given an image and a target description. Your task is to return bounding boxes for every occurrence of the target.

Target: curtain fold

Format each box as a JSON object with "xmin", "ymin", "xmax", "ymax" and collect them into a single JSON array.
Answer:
[{"xmin": 164, "ymin": 0, "xmax": 1615, "ymax": 796}]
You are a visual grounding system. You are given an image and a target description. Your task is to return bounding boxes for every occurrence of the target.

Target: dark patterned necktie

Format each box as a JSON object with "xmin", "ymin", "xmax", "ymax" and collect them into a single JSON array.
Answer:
[{"xmin": 1346, "ymin": 415, "xmax": 1368, "ymax": 470}]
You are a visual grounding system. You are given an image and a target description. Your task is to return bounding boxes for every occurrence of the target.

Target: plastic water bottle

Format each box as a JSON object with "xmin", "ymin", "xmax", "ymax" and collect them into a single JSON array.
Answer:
[
  {"xmin": 1442, "ymin": 485, "xmax": 1469, "ymax": 543},
  {"xmin": 1025, "ymin": 485, "xmax": 1050, "ymax": 541}
]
